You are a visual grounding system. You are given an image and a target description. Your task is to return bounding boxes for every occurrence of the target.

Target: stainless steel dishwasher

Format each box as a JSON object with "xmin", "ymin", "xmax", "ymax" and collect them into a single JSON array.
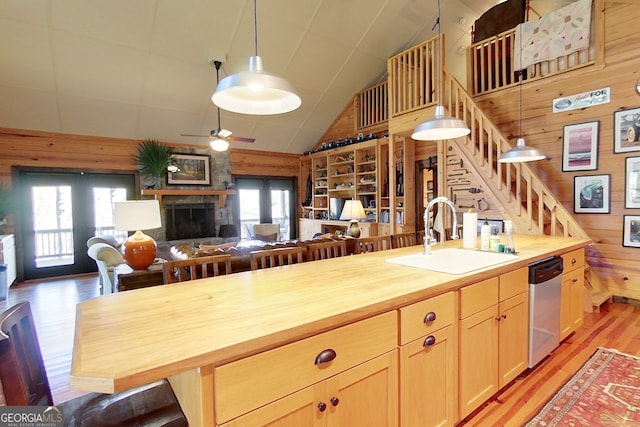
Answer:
[{"xmin": 528, "ymin": 256, "xmax": 564, "ymax": 368}]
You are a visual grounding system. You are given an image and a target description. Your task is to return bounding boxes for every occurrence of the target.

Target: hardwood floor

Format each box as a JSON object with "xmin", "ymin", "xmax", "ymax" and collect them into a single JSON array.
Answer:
[
  {"xmin": 460, "ymin": 301, "xmax": 640, "ymax": 426},
  {"xmin": 0, "ymin": 274, "xmax": 100, "ymax": 404},
  {"xmin": 1, "ymin": 275, "xmax": 638, "ymax": 426}
]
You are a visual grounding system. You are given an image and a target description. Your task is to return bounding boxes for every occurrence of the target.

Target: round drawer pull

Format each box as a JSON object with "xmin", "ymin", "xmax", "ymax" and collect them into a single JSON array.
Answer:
[
  {"xmin": 571, "ymin": 258, "xmax": 577, "ymax": 265},
  {"xmin": 318, "ymin": 402, "xmax": 327, "ymax": 412},
  {"xmin": 330, "ymin": 397, "xmax": 340, "ymax": 407},
  {"xmin": 423, "ymin": 311, "xmax": 437, "ymax": 323},
  {"xmin": 315, "ymin": 348, "xmax": 337, "ymax": 365},
  {"xmin": 423, "ymin": 335, "xmax": 436, "ymax": 347}
]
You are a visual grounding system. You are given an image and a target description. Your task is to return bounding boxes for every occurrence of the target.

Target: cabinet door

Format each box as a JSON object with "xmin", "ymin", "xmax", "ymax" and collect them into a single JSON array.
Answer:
[
  {"xmin": 498, "ymin": 292, "xmax": 529, "ymax": 388},
  {"xmin": 328, "ymin": 351, "xmax": 398, "ymax": 427},
  {"xmin": 569, "ymin": 267, "xmax": 584, "ymax": 332},
  {"xmin": 400, "ymin": 326, "xmax": 455, "ymax": 427},
  {"xmin": 459, "ymin": 305, "xmax": 499, "ymax": 419},
  {"xmin": 221, "ymin": 382, "xmax": 327, "ymax": 427},
  {"xmin": 561, "ymin": 268, "xmax": 584, "ymax": 341}
]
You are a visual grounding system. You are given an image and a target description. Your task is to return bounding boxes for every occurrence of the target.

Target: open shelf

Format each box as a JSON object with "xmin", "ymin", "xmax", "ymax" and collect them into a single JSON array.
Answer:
[{"xmin": 141, "ymin": 189, "xmax": 236, "ymax": 207}]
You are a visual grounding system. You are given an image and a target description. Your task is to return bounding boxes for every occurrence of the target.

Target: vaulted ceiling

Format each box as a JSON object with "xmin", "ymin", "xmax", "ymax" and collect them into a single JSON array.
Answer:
[{"xmin": 0, "ymin": 0, "xmax": 570, "ymax": 154}]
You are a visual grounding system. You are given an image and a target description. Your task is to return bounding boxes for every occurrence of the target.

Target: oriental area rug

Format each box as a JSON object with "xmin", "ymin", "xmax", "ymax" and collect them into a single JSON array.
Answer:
[{"xmin": 526, "ymin": 347, "xmax": 640, "ymax": 426}]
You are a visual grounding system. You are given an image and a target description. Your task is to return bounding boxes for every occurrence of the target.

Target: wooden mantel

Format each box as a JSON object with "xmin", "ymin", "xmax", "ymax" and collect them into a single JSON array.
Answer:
[{"xmin": 140, "ymin": 189, "xmax": 236, "ymax": 207}]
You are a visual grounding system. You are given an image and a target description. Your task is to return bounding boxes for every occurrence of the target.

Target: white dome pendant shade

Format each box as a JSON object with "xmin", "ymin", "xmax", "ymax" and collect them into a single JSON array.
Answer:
[
  {"xmin": 211, "ymin": 0, "xmax": 301, "ymax": 115},
  {"xmin": 498, "ymin": 137, "xmax": 546, "ymax": 163},
  {"xmin": 411, "ymin": 106, "xmax": 471, "ymax": 140},
  {"xmin": 211, "ymin": 56, "xmax": 301, "ymax": 115}
]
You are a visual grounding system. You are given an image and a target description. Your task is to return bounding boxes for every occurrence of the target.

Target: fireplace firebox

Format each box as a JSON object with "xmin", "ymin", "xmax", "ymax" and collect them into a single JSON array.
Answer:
[{"xmin": 165, "ymin": 203, "xmax": 216, "ymax": 240}]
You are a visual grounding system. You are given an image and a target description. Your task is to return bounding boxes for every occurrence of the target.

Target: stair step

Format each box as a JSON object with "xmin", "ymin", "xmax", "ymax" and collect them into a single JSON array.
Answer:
[{"xmin": 590, "ymin": 291, "xmax": 613, "ymax": 313}]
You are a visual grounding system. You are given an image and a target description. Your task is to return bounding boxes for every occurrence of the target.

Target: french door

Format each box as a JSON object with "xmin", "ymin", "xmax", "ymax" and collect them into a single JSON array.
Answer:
[
  {"xmin": 17, "ymin": 170, "xmax": 135, "ymax": 280},
  {"xmin": 235, "ymin": 177, "xmax": 296, "ymax": 241}
]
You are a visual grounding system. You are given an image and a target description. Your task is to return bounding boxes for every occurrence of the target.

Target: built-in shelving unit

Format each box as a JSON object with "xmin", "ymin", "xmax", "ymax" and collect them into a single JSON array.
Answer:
[{"xmin": 141, "ymin": 189, "xmax": 236, "ymax": 207}]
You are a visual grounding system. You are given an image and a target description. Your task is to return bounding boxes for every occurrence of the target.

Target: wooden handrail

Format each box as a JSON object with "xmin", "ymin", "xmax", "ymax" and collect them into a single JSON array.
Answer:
[{"xmin": 443, "ymin": 71, "xmax": 588, "ymax": 238}]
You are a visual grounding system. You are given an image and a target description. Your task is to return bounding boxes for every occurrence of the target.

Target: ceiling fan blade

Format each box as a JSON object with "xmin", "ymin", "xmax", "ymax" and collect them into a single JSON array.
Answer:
[
  {"xmin": 181, "ymin": 133, "xmax": 210, "ymax": 138},
  {"xmin": 227, "ymin": 135, "xmax": 256, "ymax": 143}
]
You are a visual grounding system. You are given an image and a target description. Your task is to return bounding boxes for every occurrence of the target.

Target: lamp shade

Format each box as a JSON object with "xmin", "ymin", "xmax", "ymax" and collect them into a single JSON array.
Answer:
[
  {"xmin": 211, "ymin": 56, "xmax": 301, "ymax": 115},
  {"xmin": 114, "ymin": 200, "xmax": 162, "ymax": 270},
  {"xmin": 114, "ymin": 200, "xmax": 161, "ymax": 231},
  {"xmin": 412, "ymin": 106, "xmax": 471, "ymax": 141},
  {"xmin": 340, "ymin": 200, "xmax": 366, "ymax": 220},
  {"xmin": 498, "ymin": 138, "xmax": 546, "ymax": 163}
]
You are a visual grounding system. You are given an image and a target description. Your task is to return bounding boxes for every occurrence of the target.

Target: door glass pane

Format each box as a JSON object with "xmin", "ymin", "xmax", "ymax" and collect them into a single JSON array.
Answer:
[
  {"xmin": 239, "ymin": 189, "xmax": 261, "ymax": 239},
  {"xmin": 271, "ymin": 189, "xmax": 290, "ymax": 241},
  {"xmin": 93, "ymin": 187, "xmax": 128, "ymax": 241},
  {"xmin": 32, "ymin": 186, "xmax": 74, "ymax": 268}
]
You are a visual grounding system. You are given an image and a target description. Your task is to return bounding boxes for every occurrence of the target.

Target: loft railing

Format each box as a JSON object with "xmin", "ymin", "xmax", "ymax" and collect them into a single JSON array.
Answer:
[
  {"xmin": 467, "ymin": 26, "xmax": 597, "ymax": 96},
  {"xmin": 356, "ymin": 81, "xmax": 388, "ymax": 130},
  {"xmin": 388, "ymin": 37, "xmax": 438, "ymax": 117}
]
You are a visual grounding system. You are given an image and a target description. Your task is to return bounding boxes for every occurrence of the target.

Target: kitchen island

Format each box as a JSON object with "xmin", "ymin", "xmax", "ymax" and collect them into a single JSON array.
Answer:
[{"xmin": 71, "ymin": 235, "xmax": 590, "ymax": 426}]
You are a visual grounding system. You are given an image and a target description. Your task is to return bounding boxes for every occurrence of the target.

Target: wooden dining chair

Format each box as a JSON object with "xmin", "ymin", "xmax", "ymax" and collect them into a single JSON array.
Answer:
[
  {"xmin": 357, "ymin": 235, "xmax": 392, "ymax": 254},
  {"xmin": 249, "ymin": 247, "xmax": 304, "ymax": 270},
  {"xmin": 307, "ymin": 240, "xmax": 347, "ymax": 261},
  {"xmin": 391, "ymin": 232, "xmax": 418, "ymax": 249},
  {"xmin": 0, "ymin": 302, "xmax": 187, "ymax": 425},
  {"xmin": 162, "ymin": 254, "xmax": 232, "ymax": 284}
]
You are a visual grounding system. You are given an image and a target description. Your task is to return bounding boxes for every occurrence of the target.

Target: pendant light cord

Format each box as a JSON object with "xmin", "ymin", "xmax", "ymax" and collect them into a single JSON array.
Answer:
[
  {"xmin": 253, "ymin": 0, "xmax": 258, "ymax": 57},
  {"xmin": 434, "ymin": 0, "xmax": 442, "ymax": 105}
]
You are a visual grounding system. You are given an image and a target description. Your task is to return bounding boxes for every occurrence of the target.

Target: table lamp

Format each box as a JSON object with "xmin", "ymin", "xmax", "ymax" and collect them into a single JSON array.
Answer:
[
  {"xmin": 340, "ymin": 199, "xmax": 366, "ymax": 238},
  {"xmin": 114, "ymin": 200, "xmax": 162, "ymax": 270}
]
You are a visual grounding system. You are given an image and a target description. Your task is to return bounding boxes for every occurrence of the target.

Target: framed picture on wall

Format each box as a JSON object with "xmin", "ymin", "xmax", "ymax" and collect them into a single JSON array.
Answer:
[
  {"xmin": 562, "ymin": 121, "xmax": 599, "ymax": 171},
  {"xmin": 614, "ymin": 107, "xmax": 640, "ymax": 153},
  {"xmin": 625, "ymin": 156, "xmax": 640, "ymax": 208},
  {"xmin": 622, "ymin": 215, "xmax": 640, "ymax": 248},
  {"xmin": 167, "ymin": 153, "xmax": 211, "ymax": 185},
  {"xmin": 574, "ymin": 174, "xmax": 610, "ymax": 214}
]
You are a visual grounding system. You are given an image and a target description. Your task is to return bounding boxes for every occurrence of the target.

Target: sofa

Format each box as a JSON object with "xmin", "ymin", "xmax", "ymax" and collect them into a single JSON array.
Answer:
[{"xmin": 170, "ymin": 235, "xmax": 354, "ymax": 273}]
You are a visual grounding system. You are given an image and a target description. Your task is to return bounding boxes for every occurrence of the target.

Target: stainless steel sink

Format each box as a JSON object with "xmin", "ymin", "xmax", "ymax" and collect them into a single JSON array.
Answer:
[{"xmin": 385, "ymin": 248, "xmax": 518, "ymax": 275}]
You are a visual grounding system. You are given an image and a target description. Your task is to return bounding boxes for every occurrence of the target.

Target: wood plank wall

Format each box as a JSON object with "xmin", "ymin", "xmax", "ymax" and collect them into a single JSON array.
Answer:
[
  {"xmin": 473, "ymin": 1, "xmax": 640, "ymax": 299},
  {"xmin": 0, "ymin": 128, "xmax": 299, "ymax": 231}
]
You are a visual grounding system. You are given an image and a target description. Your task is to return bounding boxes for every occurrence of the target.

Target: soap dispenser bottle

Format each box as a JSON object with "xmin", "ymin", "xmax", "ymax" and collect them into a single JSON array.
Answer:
[{"xmin": 480, "ymin": 218, "xmax": 491, "ymax": 251}]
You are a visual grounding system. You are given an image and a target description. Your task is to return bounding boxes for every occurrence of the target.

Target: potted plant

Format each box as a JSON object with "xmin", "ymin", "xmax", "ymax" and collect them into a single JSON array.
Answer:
[{"xmin": 135, "ymin": 139, "xmax": 173, "ymax": 188}]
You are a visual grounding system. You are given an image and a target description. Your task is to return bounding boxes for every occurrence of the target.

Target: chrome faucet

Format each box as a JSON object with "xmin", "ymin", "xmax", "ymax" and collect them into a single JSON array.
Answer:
[{"xmin": 424, "ymin": 196, "xmax": 459, "ymax": 254}]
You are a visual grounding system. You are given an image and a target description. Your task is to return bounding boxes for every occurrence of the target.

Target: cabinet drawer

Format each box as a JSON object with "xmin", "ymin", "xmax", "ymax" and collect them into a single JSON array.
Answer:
[
  {"xmin": 399, "ymin": 292, "xmax": 455, "ymax": 345},
  {"xmin": 562, "ymin": 249, "xmax": 584, "ymax": 272},
  {"xmin": 214, "ymin": 311, "xmax": 397, "ymax": 424},
  {"xmin": 499, "ymin": 267, "xmax": 528, "ymax": 301},
  {"xmin": 459, "ymin": 277, "xmax": 499, "ymax": 319}
]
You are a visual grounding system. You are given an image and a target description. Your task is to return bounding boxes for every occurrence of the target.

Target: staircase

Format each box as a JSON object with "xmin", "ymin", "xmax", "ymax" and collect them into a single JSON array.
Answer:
[{"xmin": 443, "ymin": 72, "xmax": 588, "ymax": 239}]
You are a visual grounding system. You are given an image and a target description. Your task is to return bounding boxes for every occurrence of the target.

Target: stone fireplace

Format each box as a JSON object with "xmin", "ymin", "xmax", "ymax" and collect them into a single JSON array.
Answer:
[{"xmin": 165, "ymin": 202, "xmax": 217, "ymax": 240}]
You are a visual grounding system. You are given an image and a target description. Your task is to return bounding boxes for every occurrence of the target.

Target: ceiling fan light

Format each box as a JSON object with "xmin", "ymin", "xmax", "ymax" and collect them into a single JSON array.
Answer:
[
  {"xmin": 411, "ymin": 106, "xmax": 471, "ymax": 141},
  {"xmin": 211, "ymin": 56, "xmax": 301, "ymax": 115},
  {"xmin": 210, "ymin": 138, "xmax": 230, "ymax": 152},
  {"xmin": 498, "ymin": 138, "xmax": 546, "ymax": 163}
]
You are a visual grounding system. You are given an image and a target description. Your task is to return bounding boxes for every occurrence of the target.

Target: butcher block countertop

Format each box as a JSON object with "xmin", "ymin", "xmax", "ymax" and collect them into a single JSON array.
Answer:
[{"xmin": 71, "ymin": 235, "xmax": 590, "ymax": 394}]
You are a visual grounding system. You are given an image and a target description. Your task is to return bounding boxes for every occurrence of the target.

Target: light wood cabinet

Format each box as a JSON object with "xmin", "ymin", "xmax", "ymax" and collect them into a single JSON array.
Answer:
[
  {"xmin": 560, "ymin": 249, "xmax": 585, "ymax": 340},
  {"xmin": 214, "ymin": 311, "xmax": 397, "ymax": 426},
  {"xmin": 399, "ymin": 292, "xmax": 456, "ymax": 427},
  {"xmin": 223, "ymin": 351, "xmax": 398, "ymax": 427},
  {"xmin": 458, "ymin": 268, "xmax": 529, "ymax": 420},
  {"xmin": 0, "ymin": 234, "xmax": 16, "ymax": 287}
]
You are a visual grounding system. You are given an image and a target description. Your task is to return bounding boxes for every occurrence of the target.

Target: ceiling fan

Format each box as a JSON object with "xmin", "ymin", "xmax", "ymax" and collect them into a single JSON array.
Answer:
[{"xmin": 181, "ymin": 60, "xmax": 255, "ymax": 151}]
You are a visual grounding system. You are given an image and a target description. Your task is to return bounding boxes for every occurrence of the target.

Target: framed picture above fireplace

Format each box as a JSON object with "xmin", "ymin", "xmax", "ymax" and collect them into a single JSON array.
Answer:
[{"xmin": 168, "ymin": 153, "xmax": 211, "ymax": 185}]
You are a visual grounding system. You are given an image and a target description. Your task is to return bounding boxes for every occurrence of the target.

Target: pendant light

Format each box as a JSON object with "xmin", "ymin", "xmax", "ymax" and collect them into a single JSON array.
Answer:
[
  {"xmin": 498, "ymin": 26, "xmax": 545, "ymax": 163},
  {"xmin": 211, "ymin": 0, "xmax": 301, "ymax": 115},
  {"xmin": 412, "ymin": 0, "xmax": 470, "ymax": 141}
]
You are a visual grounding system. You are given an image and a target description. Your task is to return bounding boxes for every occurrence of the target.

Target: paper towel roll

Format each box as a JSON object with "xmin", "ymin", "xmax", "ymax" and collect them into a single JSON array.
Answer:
[{"xmin": 462, "ymin": 211, "xmax": 478, "ymax": 249}]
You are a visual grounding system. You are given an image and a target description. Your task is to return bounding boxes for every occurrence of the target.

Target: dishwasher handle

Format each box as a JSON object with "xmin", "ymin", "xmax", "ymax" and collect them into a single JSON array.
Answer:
[{"xmin": 529, "ymin": 256, "xmax": 564, "ymax": 284}]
